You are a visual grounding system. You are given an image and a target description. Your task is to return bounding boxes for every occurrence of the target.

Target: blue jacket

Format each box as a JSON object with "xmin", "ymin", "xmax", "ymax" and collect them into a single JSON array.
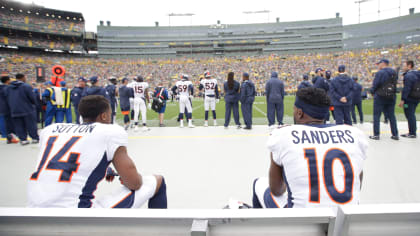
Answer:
[
  {"xmin": 4, "ymin": 80, "xmax": 36, "ymax": 117},
  {"xmin": 71, "ymin": 86, "xmax": 86, "ymax": 107},
  {"xmin": 329, "ymin": 74, "xmax": 354, "ymax": 106},
  {"xmin": 224, "ymin": 80, "xmax": 240, "ymax": 103},
  {"xmin": 119, "ymin": 85, "xmax": 134, "ymax": 111},
  {"xmin": 42, "ymin": 87, "xmax": 56, "ymax": 107},
  {"xmin": 401, "ymin": 70, "xmax": 420, "ymax": 103},
  {"xmin": 33, "ymin": 88, "xmax": 42, "ymax": 110},
  {"xmin": 82, "ymin": 86, "xmax": 110, "ymax": 102},
  {"xmin": 265, "ymin": 76, "xmax": 284, "ymax": 104},
  {"xmin": 371, "ymin": 67, "xmax": 397, "ymax": 100},
  {"xmin": 312, "ymin": 76, "xmax": 329, "ymax": 92},
  {"xmin": 352, "ymin": 81, "xmax": 363, "ymax": 104},
  {"xmin": 298, "ymin": 80, "xmax": 312, "ymax": 90},
  {"xmin": 240, "ymin": 80, "xmax": 256, "ymax": 104},
  {"xmin": 105, "ymin": 84, "xmax": 117, "ymax": 105},
  {"xmin": 0, "ymin": 84, "xmax": 10, "ymax": 116}
]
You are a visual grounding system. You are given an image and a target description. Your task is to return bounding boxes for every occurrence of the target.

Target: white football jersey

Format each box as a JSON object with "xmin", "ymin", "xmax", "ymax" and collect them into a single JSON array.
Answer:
[
  {"xmin": 267, "ymin": 124, "xmax": 368, "ymax": 208},
  {"xmin": 176, "ymin": 80, "xmax": 192, "ymax": 97},
  {"xmin": 200, "ymin": 78, "xmax": 218, "ymax": 96},
  {"xmin": 132, "ymin": 82, "xmax": 149, "ymax": 98},
  {"xmin": 28, "ymin": 123, "xmax": 128, "ymax": 208}
]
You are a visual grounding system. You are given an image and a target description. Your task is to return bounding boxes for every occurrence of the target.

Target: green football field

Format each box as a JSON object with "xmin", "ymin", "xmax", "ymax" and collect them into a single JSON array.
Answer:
[{"xmin": 104, "ymin": 94, "xmax": 419, "ymax": 127}]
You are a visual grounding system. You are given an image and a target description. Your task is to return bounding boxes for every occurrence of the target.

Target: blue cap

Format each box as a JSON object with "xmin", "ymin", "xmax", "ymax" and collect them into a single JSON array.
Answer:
[
  {"xmin": 44, "ymin": 81, "xmax": 53, "ymax": 86},
  {"xmin": 315, "ymin": 68, "xmax": 323, "ymax": 73},
  {"xmin": 78, "ymin": 77, "xmax": 87, "ymax": 82},
  {"xmin": 303, "ymin": 74, "xmax": 308, "ymax": 80},
  {"xmin": 376, "ymin": 59, "xmax": 389, "ymax": 65},
  {"xmin": 122, "ymin": 78, "xmax": 129, "ymax": 83},
  {"xmin": 353, "ymin": 77, "xmax": 358, "ymax": 81},
  {"xmin": 243, "ymin": 72, "xmax": 249, "ymax": 77},
  {"xmin": 271, "ymin": 72, "xmax": 278, "ymax": 78},
  {"xmin": 325, "ymin": 70, "xmax": 331, "ymax": 75},
  {"xmin": 338, "ymin": 65, "xmax": 346, "ymax": 72},
  {"xmin": 60, "ymin": 81, "xmax": 66, "ymax": 86},
  {"xmin": 89, "ymin": 76, "xmax": 98, "ymax": 83}
]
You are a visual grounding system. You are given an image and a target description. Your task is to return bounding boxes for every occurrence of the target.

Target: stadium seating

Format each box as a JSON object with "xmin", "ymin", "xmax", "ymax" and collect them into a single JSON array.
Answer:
[{"xmin": 1, "ymin": 204, "xmax": 419, "ymax": 236}]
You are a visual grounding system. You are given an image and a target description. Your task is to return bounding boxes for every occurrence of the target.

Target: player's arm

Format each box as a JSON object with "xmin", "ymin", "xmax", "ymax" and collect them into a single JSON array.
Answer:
[
  {"xmin": 145, "ymin": 88, "xmax": 150, "ymax": 102},
  {"xmin": 199, "ymin": 83, "xmax": 204, "ymax": 91},
  {"xmin": 359, "ymin": 171, "xmax": 363, "ymax": 190},
  {"xmin": 269, "ymin": 153, "xmax": 286, "ymax": 196},
  {"xmin": 215, "ymin": 84, "xmax": 219, "ymax": 99},
  {"xmin": 112, "ymin": 146, "xmax": 142, "ymax": 191}
]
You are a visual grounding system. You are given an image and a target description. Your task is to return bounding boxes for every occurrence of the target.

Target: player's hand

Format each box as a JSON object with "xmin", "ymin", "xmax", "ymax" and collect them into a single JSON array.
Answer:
[
  {"xmin": 189, "ymin": 95, "xmax": 194, "ymax": 100},
  {"xmin": 105, "ymin": 167, "xmax": 119, "ymax": 182},
  {"xmin": 216, "ymin": 99, "xmax": 220, "ymax": 103},
  {"xmin": 340, "ymin": 97, "xmax": 347, "ymax": 103},
  {"xmin": 399, "ymin": 101, "xmax": 404, "ymax": 108}
]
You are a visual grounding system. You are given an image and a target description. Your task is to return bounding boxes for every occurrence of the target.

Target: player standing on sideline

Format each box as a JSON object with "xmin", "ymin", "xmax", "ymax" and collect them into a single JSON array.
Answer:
[
  {"xmin": 127, "ymin": 77, "xmax": 136, "ymax": 128},
  {"xmin": 71, "ymin": 77, "xmax": 87, "ymax": 124},
  {"xmin": 132, "ymin": 76, "xmax": 150, "ymax": 132},
  {"xmin": 105, "ymin": 77, "xmax": 119, "ymax": 124},
  {"xmin": 27, "ymin": 95, "xmax": 167, "ymax": 209},
  {"xmin": 199, "ymin": 71, "xmax": 219, "ymax": 127},
  {"xmin": 252, "ymin": 87, "xmax": 367, "ymax": 208},
  {"xmin": 119, "ymin": 78, "xmax": 134, "ymax": 130},
  {"xmin": 175, "ymin": 74, "xmax": 194, "ymax": 128}
]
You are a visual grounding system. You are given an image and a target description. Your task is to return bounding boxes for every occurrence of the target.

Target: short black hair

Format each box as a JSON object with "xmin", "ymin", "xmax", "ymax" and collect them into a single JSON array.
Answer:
[
  {"xmin": 1, "ymin": 76, "xmax": 10, "ymax": 83},
  {"xmin": 296, "ymin": 87, "xmax": 331, "ymax": 107},
  {"xmin": 78, "ymin": 95, "xmax": 110, "ymax": 121},
  {"xmin": 405, "ymin": 60, "xmax": 414, "ymax": 68},
  {"xmin": 15, "ymin": 74, "xmax": 25, "ymax": 80}
]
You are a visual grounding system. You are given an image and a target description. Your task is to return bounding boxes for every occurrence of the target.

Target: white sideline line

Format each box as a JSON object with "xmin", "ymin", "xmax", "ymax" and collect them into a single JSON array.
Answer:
[{"xmin": 254, "ymin": 104, "xmax": 267, "ymax": 116}]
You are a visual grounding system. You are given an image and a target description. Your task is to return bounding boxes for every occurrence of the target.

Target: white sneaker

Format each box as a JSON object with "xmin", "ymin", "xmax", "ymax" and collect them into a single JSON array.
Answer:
[
  {"xmin": 204, "ymin": 121, "xmax": 208, "ymax": 127},
  {"xmin": 142, "ymin": 126, "xmax": 150, "ymax": 131},
  {"xmin": 124, "ymin": 125, "xmax": 129, "ymax": 130},
  {"xmin": 134, "ymin": 126, "xmax": 139, "ymax": 132},
  {"xmin": 237, "ymin": 125, "xmax": 242, "ymax": 129},
  {"xmin": 213, "ymin": 120, "xmax": 217, "ymax": 126},
  {"xmin": 269, "ymin": 125, "xmax": 276, "ymax": 131},
  {"xmin": 180, "ymin": 120, "xmax": 184, "ymax": 128},
  {"xmin": 188, "ymin": 120, "xmax": 195, "ymax": 128}
]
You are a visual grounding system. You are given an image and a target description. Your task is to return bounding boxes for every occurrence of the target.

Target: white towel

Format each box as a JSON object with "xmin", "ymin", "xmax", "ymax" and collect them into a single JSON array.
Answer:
[{"xmin": 53, "ymin": 87, "xmax": 64, "ymax": 106}]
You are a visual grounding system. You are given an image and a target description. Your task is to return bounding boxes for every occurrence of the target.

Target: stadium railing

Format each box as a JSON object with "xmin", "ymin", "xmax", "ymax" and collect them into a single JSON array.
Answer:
[{"xmin": 0, "ymin": 204, "xmax": 419, "ymax": 236}]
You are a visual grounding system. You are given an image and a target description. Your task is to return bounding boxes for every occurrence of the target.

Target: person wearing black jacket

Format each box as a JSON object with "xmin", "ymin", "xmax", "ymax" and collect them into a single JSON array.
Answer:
[
  {"xmin": 351, "ymin": 77, "xmax": 364, "ymax": 124},
  {"xmin": 399, "ymin": 60, "xmax": 420, "ymax": 138},
  {"xmin": 370, "ymin": 59, "xmax": 399, "ymax": 140},
  {"xmin": 0, "ymin": 76, "xmax": 18, "ymax": 144},
  {"xmin": 71, "ymin": 77, "xmax": 87, "ymax": 124},
  {"xmin": 4, "ymin": 74, "xmax": 39, "ymax": 145},
  {"xmin": 241, "ymin": 73, "xmax": 256, "ymax": 130},
  {"xmin": 329, "ymin": 65, "xmax": 354, "ymax": 125},
  {"xmin": 223, "ymin": 72, "xmax": 241, "ymax": 129}
]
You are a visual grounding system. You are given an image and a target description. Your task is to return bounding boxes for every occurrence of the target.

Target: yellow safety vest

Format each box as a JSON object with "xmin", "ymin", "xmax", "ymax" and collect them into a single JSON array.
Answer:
[
  {"xmin": 57, "ymin": 89, "xmax": 72, "ymax": 109},
  {"xmin": 46, "ymin": 87, "xmax": 56, "ymax": 105}
]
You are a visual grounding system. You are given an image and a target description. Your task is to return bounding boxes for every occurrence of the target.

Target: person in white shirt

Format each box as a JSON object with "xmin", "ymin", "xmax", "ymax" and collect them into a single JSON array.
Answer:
[
  {"xmin": 132, "ymin": 76, "xmax": 150, "ymax": 132},
  {"xmin": 174, "ymin": 74, "xmax": 194, "ymax": 128},
  {"xmin": 199, "ymin": 71, "xmax": 219, "ymax": 126}
]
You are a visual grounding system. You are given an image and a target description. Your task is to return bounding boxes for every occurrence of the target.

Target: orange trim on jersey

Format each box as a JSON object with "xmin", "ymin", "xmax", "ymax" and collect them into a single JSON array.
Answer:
[
  {"xmin": 322, "ymin": 148, "xmax": 355, "ymax": 205},
  {"xmin": 121, "ymin": 111, "xmax": 130, "ymax": 115},
  {"xmin": 58, "ymin": 152, "xmax": 81, "ymax": 183},
  {"xmin": 304, "ymin": 148, "xmax": 320, "ymax": 204},
  {"xmin": 46, "ymin": 136, "xmax": 82, "ymax": 183},
  {"xmin": 111, "ymin": 191, "xmax": 133, "ymax": 208},
  {"xmin": 270, "ymin": 192, "xmax": 281, "ymax": 208},
  {"xmin": 30, "ymin": 136, "xmax": 58, "ymax": 181}
]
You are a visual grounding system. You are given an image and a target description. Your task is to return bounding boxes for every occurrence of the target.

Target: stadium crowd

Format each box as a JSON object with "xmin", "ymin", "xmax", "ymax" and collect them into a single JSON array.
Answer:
[
  {"xmin": 0, "ymin": 33, "xmax": 83, "ymax": 51},
  {"xmin": 0, "ymin": 44, "xmax": 419, "ymax": 93}
]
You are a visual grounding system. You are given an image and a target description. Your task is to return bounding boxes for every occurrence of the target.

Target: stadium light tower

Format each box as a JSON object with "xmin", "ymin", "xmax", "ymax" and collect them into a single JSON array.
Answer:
[
  {"xmin": 243, "ymin": 10, "xmax": 271, "ymax": 23},
  {"xmin": 355, "ymin": 0, "xmax": 372, "ymax": 23},
  {"xmin": 167, "ymin": 13, "xmax": 195, "ymax": 26}
]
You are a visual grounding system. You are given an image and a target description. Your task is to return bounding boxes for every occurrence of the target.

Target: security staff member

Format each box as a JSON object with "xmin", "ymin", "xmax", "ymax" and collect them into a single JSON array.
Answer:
[
  {"xmin": 71, "ymin": 77, "xmax": 87, "ymax": 124},
  {"xmin": 42, "ymin": 81, "xmax": 58, "ymax": 126},
  {"xmin": 240, "ymin": 72, "xmax": 256, "ymax": 130},
  {"xmin": 297, "ymin": 74, "xmax": 312, "ymax": 90},
  {"xmin": 265, "ymin": 72, "xmax": 285, "ymax": 127},
  {"xmin": 329, "ymin": 65, "xmax": 353, "ymax": 125},
  {"xmin": 370, "ymin": 59, "xmax": 399, "ymax": 140},
  {"xmin": 105, "ymin": 77, "xmax": 118, "ymax": 124},
  {"xmin": 224, "ymin": 72, "xmax": 241, "ymax": 128},
  {"xmin": 5, "ymin": 74, "xmax": 39, "ymax": 145},
  {"xmin": 399, "ymin": 60, "xmax": 420, "ymax": 138},
  {"xmin": 119, "ymin": 78, "xmax": 134, "ymax": 130},
  {"xmin": 351, "ymin": 77, "xmax": 364, "ymax": 124},
  {"xmin": 82, "ymin": 76, "xmax": 110, "ymax": 101},
  {"xmin": 56, "ymin": 81, "xmax": 72, "ymax": 123}
]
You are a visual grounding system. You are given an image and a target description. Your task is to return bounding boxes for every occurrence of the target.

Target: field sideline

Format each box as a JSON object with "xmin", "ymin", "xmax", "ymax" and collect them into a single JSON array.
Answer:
[{"xmin": 99, "ymin": 94, "xmax": 420, "ymax": 127}]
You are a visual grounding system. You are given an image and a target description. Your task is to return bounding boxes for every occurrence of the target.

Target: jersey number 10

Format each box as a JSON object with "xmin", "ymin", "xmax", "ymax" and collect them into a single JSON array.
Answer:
[
  {"xmin": 304, "ymin": 148, "xmax": 354, "ymax": 204},
  {"xmin": 30, "ymin": 136, "xmax": 82, "ymax": 182}
]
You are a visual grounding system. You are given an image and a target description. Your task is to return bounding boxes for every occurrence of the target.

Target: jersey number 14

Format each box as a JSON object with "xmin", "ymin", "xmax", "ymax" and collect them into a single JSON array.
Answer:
[{"xmin": 30, "ymin": 136, "xmax": 82, "ymax": 182}]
